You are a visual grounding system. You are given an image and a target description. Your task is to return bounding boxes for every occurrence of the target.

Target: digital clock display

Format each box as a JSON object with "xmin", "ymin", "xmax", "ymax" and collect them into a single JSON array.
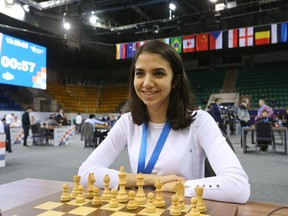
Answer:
[{"xmin": 0, "ymin": 32, "xmax": 47, "ymax": 89}]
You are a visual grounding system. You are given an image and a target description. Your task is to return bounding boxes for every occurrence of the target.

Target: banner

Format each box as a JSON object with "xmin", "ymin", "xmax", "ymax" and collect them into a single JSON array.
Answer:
[
  {"xmin": 196, "ymin": 33, "xmax": 208, "ymax": 51},
  {"xmin": 116, "ymin": 44, "xmax": 126, "ymax": 60},
  {"xmin": 183, "ymin": 35, "xmax": 195, "ymax": 53},
  {"xmin": 170, "ymin": 37, "xmax": 182, "ymax": 53},
  {"xmin": 126, "ymin": 43, "xmax": 137, "ymax": 59},
  {"xmin": 228, "ymin": 29, "xmax": 238, "ymax": 48},
  {"xmin": 210, "ymin": 31, "xmax": 223, "ymax": 50},
  {"xmin": 239, "ymin": 27, "xmax": 254, "ymax": 47}
]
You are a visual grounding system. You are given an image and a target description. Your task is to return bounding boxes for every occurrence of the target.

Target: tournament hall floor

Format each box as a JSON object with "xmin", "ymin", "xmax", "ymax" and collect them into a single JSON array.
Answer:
[{"xmin": 1, "ymin": 132, "xmax": 288, "ymax": 205}]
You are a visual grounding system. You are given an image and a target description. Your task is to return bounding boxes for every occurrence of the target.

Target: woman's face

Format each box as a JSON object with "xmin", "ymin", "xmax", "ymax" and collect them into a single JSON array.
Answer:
[{"xmin": 134, "ymin": 52, "xmax": 173, "ymax": 112}]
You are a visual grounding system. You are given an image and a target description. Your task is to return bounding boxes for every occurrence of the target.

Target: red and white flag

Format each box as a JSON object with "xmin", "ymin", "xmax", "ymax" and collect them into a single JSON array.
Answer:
[
  {"xmin": 183, "ymin": 35, "xmax": 195, "ymax": 53},
  {"xmin": 228, "ymin": 29, "xmax": 238, "ymax": 48},
  {"xmin": 239, "ymin": 27, "xmax": 254, "ymax": 47}
]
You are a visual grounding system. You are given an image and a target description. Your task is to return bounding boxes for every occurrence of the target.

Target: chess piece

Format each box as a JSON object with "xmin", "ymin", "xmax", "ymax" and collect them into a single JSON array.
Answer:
[
  {"xmin": 170, "ymin": 194, "xmax": 181, "ymax": 216},
  {"xmin": 109, "ymin": 188, "xmax": 119, "ymax": 208},
  {"xmin": 101, "ymin": 174, "xmax": 112, "ymax": 201},
  {"xmin": 60, "ymin": 183, "xmax": 71, "ymax": 202},
  {"xmin": 70, "ymin": 175, "xmax": 81, "ymax": 198},
  {"xmin": 187, "ymin": 197, "xmax": 200, "ymax": 216},
  {"xmin": 146, "ymin": 192, "xmax": 156, "ymax": 213},
  {"xmin": 135, "ymin": 173, "xmax": 147, "ymax": 205},
  {"xmin": 127, "ymin": 190, "xmax": 138, "ymax": 210},
  {"xmin": 195, "ymin": 186, "xmax": 206, "ymax": 213},
  {"xmin": 173, "ymin": 181, "xmax": 185, "ymax": 210},
  {"xmin": 86, "ymin": 173, "xmax": 95, "ymax": 199},
  {"xmin": 116, "ymin": 166, "xmax": 129, "ymax": 202},
  {"xmin": 91, "ymin": 186, "xmax": 102, "ymax": 206},
  {"xmin": 154, "ymin": 179, "xmax": 166, "ymax": 207},
  {"xmin": 76, "ymin": 185, "xmax": 85, "ymax": 203}
]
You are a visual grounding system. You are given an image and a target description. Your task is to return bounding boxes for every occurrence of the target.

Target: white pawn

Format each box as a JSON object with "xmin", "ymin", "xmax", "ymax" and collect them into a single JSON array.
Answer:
[
  {"xmin": 76, "ymin": 185, "xmax": 85, "ymax": 203},
  {"xmin": 187, "ymin": 197, "xmax": 200, "ymax": 216},
  {"xmin": 146, "ymin": 192, "xmax": 156, "ymax": 213},
  {"xmin": 101, "ymin": 175, "xmax": 111, "ymax": 201},
  {"xmin": 127, "ymin": 190, "xmax": 137, "ymax": 210},
  {"xmin": 195, "ymin": 186, "xmax": 206, "ymax": 213},
  {"xmin": 154, "ymin": 179, "xmax": 165, "ymax": 208},
  {"xmin": 170, "ymin": 194, "xmax": 181, "ymax": 216},
  {"xmin": 109, "ymin": 188, "xmax": 119, "ymax": 208},
  {"xmin": 60, "ymin": 183, "xmax": 71, "ymax": 202},
  {"xmin": 91, "ymin": 186, "xmax": 102, "ymax": 206}
]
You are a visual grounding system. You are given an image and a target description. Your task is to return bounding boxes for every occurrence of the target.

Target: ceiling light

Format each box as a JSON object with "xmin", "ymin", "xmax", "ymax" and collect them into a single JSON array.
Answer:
[
  {"xmin": 209, "ymin": 0, "xmax": 217, "ymax": 3},
  {"xmin": 63, "ymin": 22, "xmax": 70, "ymax": 30},
  {"xmin": 89, "ymin": 15, "xmax": 98, "ymax": 24},
  {"xmin": 169, "ymin": 3, "xmax": 176, "ymax": 11}
]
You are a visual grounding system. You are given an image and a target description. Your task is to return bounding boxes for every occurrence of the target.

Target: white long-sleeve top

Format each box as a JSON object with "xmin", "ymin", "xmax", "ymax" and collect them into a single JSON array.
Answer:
[{"xmin": 78, "ymin": 110, "xmax": 250, "ymax": 203}]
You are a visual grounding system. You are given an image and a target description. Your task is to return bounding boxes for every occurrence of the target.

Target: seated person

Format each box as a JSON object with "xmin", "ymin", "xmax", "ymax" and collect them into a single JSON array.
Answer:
[
  {"xmin": 255, "ymin": 109, "xmax": 275, "ymax": 152},
  {"xmin": 84, "ymin": 114, "xmax": 108, "ymax": 131}
]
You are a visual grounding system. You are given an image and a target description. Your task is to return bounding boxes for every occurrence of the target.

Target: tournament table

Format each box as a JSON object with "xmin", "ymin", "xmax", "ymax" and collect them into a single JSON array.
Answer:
[{"xmin": 0, "ymin": 178, "xmax": 287, "ymax": 216}]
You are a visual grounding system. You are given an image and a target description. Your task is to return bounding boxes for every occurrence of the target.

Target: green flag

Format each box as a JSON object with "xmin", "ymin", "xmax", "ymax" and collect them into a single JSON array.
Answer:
[{"xmin": 170, "ymin": 36, "xmax": 182, "ymax": 53}]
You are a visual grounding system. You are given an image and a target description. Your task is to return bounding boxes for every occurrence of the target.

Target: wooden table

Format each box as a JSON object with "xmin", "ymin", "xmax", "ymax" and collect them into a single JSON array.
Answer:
[
  {"xmin": 1, "ymin": 178, "xmax": 288, "ymax": 216},
  {"xmin": 241, "ymin": 126, "xmax": 288, "ymax": 154}
]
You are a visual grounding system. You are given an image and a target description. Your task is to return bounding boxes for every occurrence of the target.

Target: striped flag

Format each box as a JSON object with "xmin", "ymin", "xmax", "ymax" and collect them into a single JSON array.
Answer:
[
  {"xmin": 196, "ymin": 33, "xmax": 208, "ymax": 51},
  {"xmin": 116, "ymin": 43, "xmax": 126, "ymax": 60},
  {"xmin": 239, "ymin": 27, "xmax": 254, "ymax": 47},
  {"xmin": 161, "ymin": 38, "xmax": 170, "ymax": 45},
  {"xmin": 182, "ymin": 35, "xmax": 195, "ymax": 53},
  {"xmin": 228, "ymin": 29, "xmax": 238, "ymax": 48},
  {"xmin": 170, "ymin": 36, "xmax": 182, "ymax": 53},
  {"xmin": 209, "ymin": 31, "xmax": 223, "ymax": 50},
  {"xmin": 270, "ymin": 22, "xmax": 288, "ymax": 44},
  {"xmin": 255, "ymin": 31, "xmax": 270, "ymax": 45}
]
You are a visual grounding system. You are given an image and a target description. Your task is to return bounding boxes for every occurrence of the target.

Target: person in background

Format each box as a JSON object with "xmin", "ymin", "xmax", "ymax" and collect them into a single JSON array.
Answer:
[
  {"xmin": 255, "ymin": 109, "xmax": 275, "ymax": 152},
  {"xmin": 5, "ymin": 113, "xmax": 14, "ymax": 153},
  {"xmin": 209, "ymin": 98, "xmax": 225, "ymax": 133},
  {"xmin": 84, "ymin": 114, "xmax": 108, "ymax": 131},
  {"xmin": 282, "ymin": 108, "xmax": 288, "ymax": 127},
  {"xmin": 238, "ymin": 97, "xmax": 251, "ymax": 128},
  {"xmin": 255, "ymin": 98, "xmax": 273, "ymax": 121},
  {"xmin": 75, "ymin": 113, "xmax": 82, "ymax": 133},
  {"xmin": 56, "ymin": 109, "xmax": 68, "ymax": 126},
  {"xmin": 78, "ymin": 40, "xmax": 250, "ymax": 204},
  {"xmin": 22, "ymin": 107, "xmax": 32, "ymax": 146},
  {"xmin": 10, "ymin": 116, "xmax": 22, "ymax": 128},
  {"xmin": 107, "ymin": 114, "xmax": 116, "ymax": 128}
]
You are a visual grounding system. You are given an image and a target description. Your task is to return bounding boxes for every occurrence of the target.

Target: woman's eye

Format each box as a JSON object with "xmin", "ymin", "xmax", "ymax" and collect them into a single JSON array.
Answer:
[{"xmin": 135, "ymin": 71, "xmax": 144, "ymax": 76}]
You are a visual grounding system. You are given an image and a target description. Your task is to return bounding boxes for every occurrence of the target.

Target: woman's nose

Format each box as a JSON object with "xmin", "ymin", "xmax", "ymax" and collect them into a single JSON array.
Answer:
[{"xmin": 143, "ymin": 75, "xmax": 154, "ymax": 88}]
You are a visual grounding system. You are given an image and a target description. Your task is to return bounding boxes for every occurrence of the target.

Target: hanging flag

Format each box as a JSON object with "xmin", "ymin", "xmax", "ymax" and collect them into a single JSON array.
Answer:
[
  {"xmin": 209, "ymin": 31, "xmax": 223, "ymax": 50},
  {"xmin": 280, "ymin": 22, "xmax": 288, "ymax": 43},
  {"xmin": 271, "ymin": 23, "xmax": 277, "ymax": 44},
  {"xmin": 182, "ymin": 35, "xmax": 195, "ymax": 53},
  {"xmin": 116, "ymin": 43, "xmax": 126, "ymax": 60},
  {"xmin": 161, "ymin": 38, "xmax": 170, "ymax": 45},
  {"xmin": 126, "ymin": 43, "xmax": 137, "ymax": 59},
  {"xmin": 170, "ymin": 37, "xmax": 182, "ymax": 53},
  {"xmin": 196, "ymin": 33, "xmax": 208, "ymax": 51},
  {"xmin": 136, "ymin": 40, "xmax": 147, "ymax": 48},
  {"xmin": 228, "ymin": 29, "xmax": 238, "ymax": 48},
  {"xmin": 255, "ymin": 31, "xmax": 270, "ymax": 45},
  {"xmin": 239, "ymin": 27, "xmax": 254, "ymax": 47}
]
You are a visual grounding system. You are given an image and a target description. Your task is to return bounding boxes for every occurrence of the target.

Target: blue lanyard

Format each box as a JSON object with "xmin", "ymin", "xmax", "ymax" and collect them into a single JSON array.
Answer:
[{"xmin": 137, "ymin": 121, "xmax": 171, "ymax": 174}]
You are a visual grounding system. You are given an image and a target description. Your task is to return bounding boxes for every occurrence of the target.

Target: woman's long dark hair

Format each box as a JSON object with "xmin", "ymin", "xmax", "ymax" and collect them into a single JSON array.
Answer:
[{"xmin": 128, "ymin": 40, "xmax": 195, "ymax": 130}]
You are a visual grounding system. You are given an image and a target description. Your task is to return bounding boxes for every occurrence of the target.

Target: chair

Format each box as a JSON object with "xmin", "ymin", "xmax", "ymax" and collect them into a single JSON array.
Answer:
[
  {"xmin": 80, "ymin": 122, "xmax": 95, "ymax": 148},
  {"xmin": 255, "ymin": 120, "xmax": 274, "ymax": 153},
  {"xmin": 31, "ymin": 123, "xmax": 46, "ymax": 145}
]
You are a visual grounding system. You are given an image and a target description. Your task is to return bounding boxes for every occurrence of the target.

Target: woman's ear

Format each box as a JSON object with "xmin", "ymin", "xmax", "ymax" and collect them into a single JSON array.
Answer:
[{"xmin": 172, "ymin": 75, "xmax": 181, "ymax": 88}]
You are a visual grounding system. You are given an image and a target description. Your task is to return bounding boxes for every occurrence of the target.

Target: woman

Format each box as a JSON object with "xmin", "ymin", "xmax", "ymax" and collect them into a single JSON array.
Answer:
[{"xmin": 78, "ymin": 41, "xmax": 250, "ymax": 203}]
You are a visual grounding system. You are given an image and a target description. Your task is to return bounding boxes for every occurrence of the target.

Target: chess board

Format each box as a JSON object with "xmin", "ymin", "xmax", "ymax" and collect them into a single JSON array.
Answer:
[{"xmin": 3, "ymin": 191, "xmax": 238, "ymax": 216}]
